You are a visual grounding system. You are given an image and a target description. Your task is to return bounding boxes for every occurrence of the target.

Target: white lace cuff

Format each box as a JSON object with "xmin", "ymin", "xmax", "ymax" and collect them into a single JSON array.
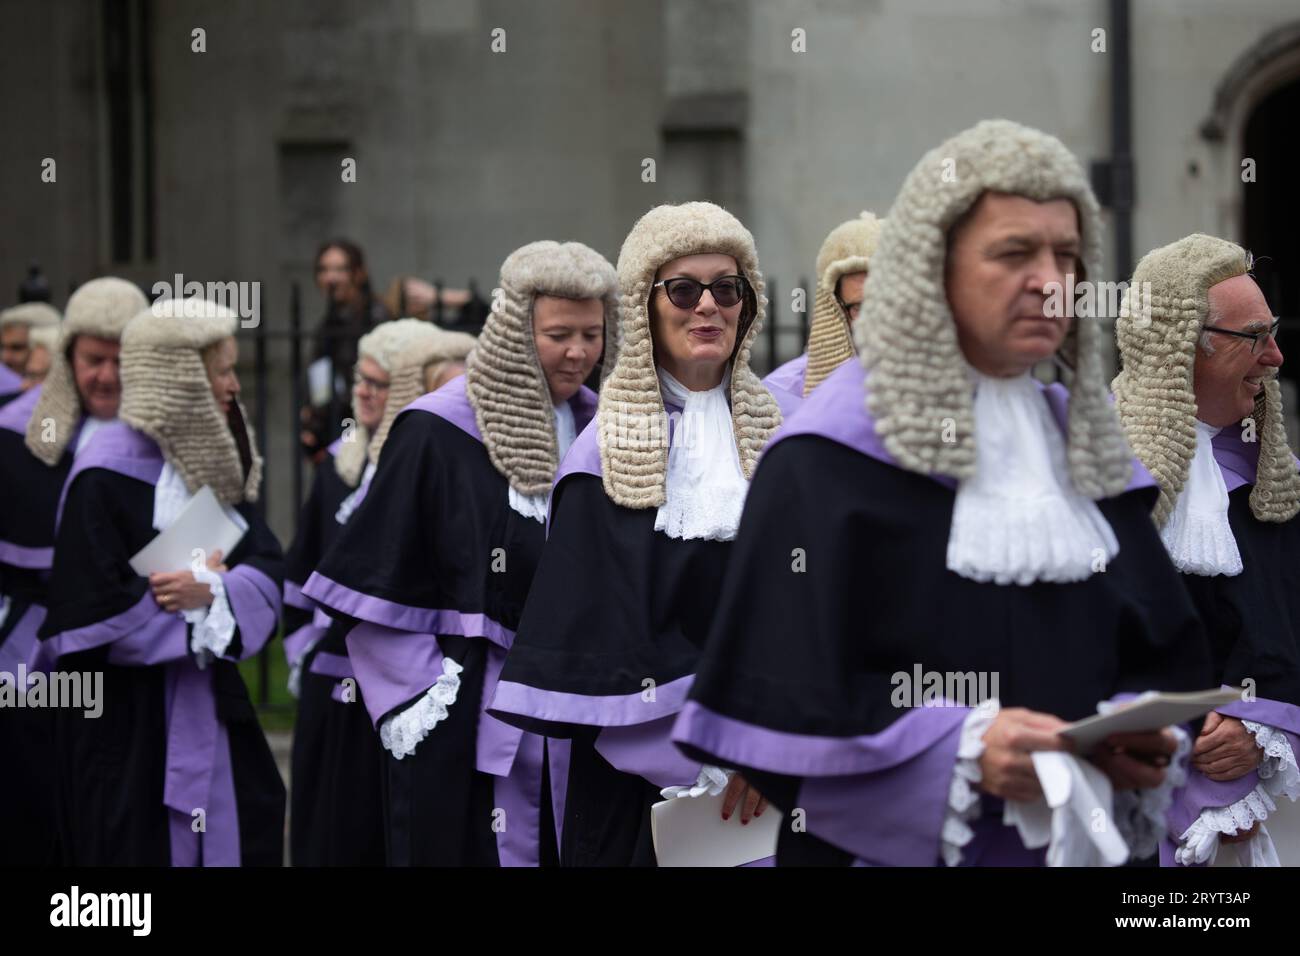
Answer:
[
  {"xmin": 187, "ymin": 568, "xmax": 235, "ymax": 668},
  {"xmin": 1174, "ymin": 721, "xmax": 1300, "ymax": 867},
  {"xmin": 1111, "ymin": 723, "xmax": 1191, "ymax": 859},
  {"xmin": 941, "ymin": 698, "xmax": 999, "ymax": 867},
  {"xmin": 660, "ymin": 765, "xmax": 732, "ymax": 800},
  {"xmin": 377, "ymin": 657, "xmax": 464, "ymax": 760},
  {"xmin": 1243, "ymin": 720, "xmax": 1300, "ymax": 802},
  {"xmin": 1175, "ymin": 784, "xmax": 1277, "ymax": 866}
]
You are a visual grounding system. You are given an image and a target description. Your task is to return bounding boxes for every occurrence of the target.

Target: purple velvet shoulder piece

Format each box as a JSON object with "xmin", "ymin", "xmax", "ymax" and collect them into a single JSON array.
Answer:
[
  {"xmin": 762, "ymin": 360, "xmax": 948, "ymax": 484},
  {"xmin": 766, "ymin": 380, "xmax": 803, "ymax": 418},
  {"xmin": 772, "ymin": 362, "xmax": 1154, "ymax": 499},
  {"xmin": 1042, "ymin": 383, "xmax": 1156, "ymax": 494},
  {"xmin": 763, "ymin": 354, "xmax": 807, "ymax": 397},
  {"xmin": 555, "ymin": 416, "xmax": 602, "ymax": 484},
  {"xmin": 1216, "ymin": 695, "xmax": 1300, "ymax": 738},
  {"xmin": 569, "ymin": 385, "xmax": 598, "ymax": 434},
  {"xmin": 55, "ymin": 422, "xmax": 163, "ymax": 530},
  {"xmin": 0, "ymin": 363, "xmax": 22, "ymax": 394},
  {"xmin": 402, "ymin": 374, "xmax": 482, "ymax": 442},
  {"xmin": 1212, "ymin": 426, "xmax": 1263, "ymax": 494},
  {"xmin": 326, "ymin": 436, "xmax": 344, "ymax": 457},
  {"xmin": 553, "ymin": 397, "xmax": 686, "ymax": 488},
  {"xmin": 0, "ymin": 384, "xmax": 40, "ymax": 435}
]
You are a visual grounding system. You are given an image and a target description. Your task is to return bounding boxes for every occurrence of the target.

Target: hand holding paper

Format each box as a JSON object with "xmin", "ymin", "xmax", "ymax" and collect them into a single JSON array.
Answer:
[
  {"xmin": 150, "ymin": 549, "xmax": 226, "ymax": 613},
  {"xmin": 129, "ymin": 485, "xmax": 248, "ymax": 577}
]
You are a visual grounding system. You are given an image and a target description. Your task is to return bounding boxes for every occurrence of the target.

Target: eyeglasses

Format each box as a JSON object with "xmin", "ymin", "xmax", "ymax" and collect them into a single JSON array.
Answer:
[
  {"xmin": 352, "ymin": 367, "xmax": 390, "ymax": 393},
  {"xmin": 652, "ymin": 274, "xmax": 749, "ymax": 310},
  {"xmin": 836, "ymin": 298, "xmax": 862, "ymax": 321},
  {"xmin": 1203, "ymin": 317, "xmax": 1281, "ymax": 355}
]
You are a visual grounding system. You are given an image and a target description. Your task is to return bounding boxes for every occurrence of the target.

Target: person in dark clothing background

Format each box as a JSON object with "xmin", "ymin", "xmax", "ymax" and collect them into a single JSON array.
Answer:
[{"xmin": 301, "ymin": 238, "xmax": 393, "ymax": 464}]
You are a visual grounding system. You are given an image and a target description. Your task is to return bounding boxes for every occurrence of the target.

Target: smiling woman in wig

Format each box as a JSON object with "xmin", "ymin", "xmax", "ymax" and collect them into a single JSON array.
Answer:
[{"xmin": 489, "ymin": 202, "xmax": 785, "ymax": 866}]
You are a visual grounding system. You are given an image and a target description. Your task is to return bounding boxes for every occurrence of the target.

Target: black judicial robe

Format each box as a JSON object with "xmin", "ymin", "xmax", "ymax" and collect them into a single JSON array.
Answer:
[
  {"xmin": 671, "ymin": 360, "xmax": 1214, "ymax": 866},
  {"xmin": 38, "ymin": 421, "xmax": 285, "ymax": 866},
  {"xmin": 304, "ymin": 376, "xmax": 591, "ymax": 866},
  {"xmin": 1157, "ymin": 431, "xmax": 1300, "ymax": 862},
  {"xmin": 284, "ymin": 439, "xmax": 386, "ymax": 866},
  {"xmin": 489, "ymin": 400, "xmax": 742, "ymax": 867},
  {"xmin": 0, "ymin": 385, "xmax": 71, "ymax": 864}
]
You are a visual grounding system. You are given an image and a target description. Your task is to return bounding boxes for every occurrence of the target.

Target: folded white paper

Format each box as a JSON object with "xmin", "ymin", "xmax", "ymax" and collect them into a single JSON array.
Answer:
[
  {"xmin": 1061, "ymin": 688, "xmax": 1242, "ymax": 753},
  {"xmin": 651, "ymin": 792, "xmax": 778, "ymax": 867},
  {"xmin": 128, "ymin": 485, "xmax": 248, "ymax": 576}
]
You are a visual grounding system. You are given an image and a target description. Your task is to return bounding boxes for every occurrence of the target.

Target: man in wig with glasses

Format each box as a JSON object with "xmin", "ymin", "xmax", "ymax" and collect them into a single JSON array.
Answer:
[{"xmin": 1113, "ymin": 235, "xmax": 1300, "ymax": 866}]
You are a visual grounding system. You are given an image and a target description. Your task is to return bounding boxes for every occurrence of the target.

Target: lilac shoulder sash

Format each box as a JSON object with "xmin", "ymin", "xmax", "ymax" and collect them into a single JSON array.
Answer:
[{"xmin": 55, "ymin": 422, "xmax": 163, "ymax": 531}]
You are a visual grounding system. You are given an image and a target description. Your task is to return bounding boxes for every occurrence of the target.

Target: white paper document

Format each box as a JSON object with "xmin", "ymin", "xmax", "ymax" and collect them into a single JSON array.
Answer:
[
  {"xmin": 1061, "ymin": 688, "xmax": 1243, "ymax": 753},
  {"xmin": 651, "ymin": 792, "xmax": 779, "ymax": 867},
  {"xmin": 307, "ymin": 357, "xmax": 334, "ymax": 407},
  {"xmin": 128, "ymin": 486, "xmax": 248, "ymax": 576}
]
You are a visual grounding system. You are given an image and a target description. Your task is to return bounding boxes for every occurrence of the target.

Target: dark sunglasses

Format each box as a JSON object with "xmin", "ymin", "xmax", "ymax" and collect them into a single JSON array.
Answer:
[{"xmin": 652, "ymin": 274, "xmax": 750, "ymax": 310}]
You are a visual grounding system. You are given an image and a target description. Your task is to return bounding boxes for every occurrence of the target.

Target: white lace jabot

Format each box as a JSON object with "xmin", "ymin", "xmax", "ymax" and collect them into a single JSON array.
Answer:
[
  {"xmin": 1160, "ymin": 420, "xmax": 1243, "ymax": 577},
  {"xmin": 654, "ymin": 366, "xmax": 748, "ymax": 541},
  {"xmin": 946, "ymin": 370, "xmax": 1119, "ymax": 586},
  {"xmin": 508, "ymin": 399, "xmax": 578, "ymax": 523}
]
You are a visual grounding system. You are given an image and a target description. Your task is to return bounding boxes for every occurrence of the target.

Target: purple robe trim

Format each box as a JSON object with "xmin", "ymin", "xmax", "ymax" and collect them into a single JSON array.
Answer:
[
  {"xmin": 493, "ymin": 732, "xmax": 545, "ymax": 866},
  {"xmin": 223, "ymin": 564, "xmax": 280, "ymax": 659},
  {"xmin": 304, "ymin": 572, "xmax": 515, "ymax": 649},
  {"xmin": 308, "ymin": 650, "xmax": 354, "ymax": 681},
  {"xmin": 595, "ymin": 715, "xmax": 702, "ymax": 789},
  {"xmin": 672, "ymin": 699, "xmax": 970, "ymax": 776},
  {"xmin": 54, "ymin": 421, "xmax": 163, "ymax": 531},
  {"xmin": 548, "ymin": 737, "xmax": 571, "ymax": 852},
  {"xmin": 34, "ymin": 589, "xmax": 164, "ymax": 667},
  {"xmin": 284, "ymin": 579, "xmax": 312, "ymax": 611},
  {"xmin": 403, "ymin": 374, "xmax": 483, "ymax": 441},
  {"xmin": 793, "ymin": 716, "xmax": 966, "ymax": 866},
  {"xmin": 0, "ymin": 385, "xmax": 55, "ymax": 570},
  {"xmin": 281, "ymin": 622, "xmax": 322, "ymax": 666},
  {"xmin": 492, "ymin": 673, "xmax": 696, "ymax": 730},
  {"xmin": 0, "ymin": 363, "xmax": 23, "ymax": 395},
  {"xmin": 762, "ymin": 354, "xmax": 807, "ymax": 398},
  {"xmin": 770, "ymin": 360, "xmax": 1156, "ymax": 495},
  {"xmin": 1216, "ymin": 696, "xmax": 1300, "ymax": 738},
  {"xmin": 1210, "ymin": 426, "xmax": 1300, "ymax": 493},
  {"xmin": 0, "ymin": 382, "xmax": 40, "ymax": 433},
  {"xmin": 345, "ymin": 623, "xmax": 452, "ymax": 728},
  {"xmin": 411, "ymin": 372, "xmax": 597, "ymax": 460},
  {"xmin": 0, "ymin": 539, "xmax": 53, "ymax": 571},
  {"xmin": 0, "ymin": 602, "xmax": 45, "ymax": 675},
  {"xmin": 163, "ymin": 660, "xmax": 240, "ymax": 866},
  {"xmin": 556, "ymin": 399, "xmax": 683, "ymax": 487}
]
